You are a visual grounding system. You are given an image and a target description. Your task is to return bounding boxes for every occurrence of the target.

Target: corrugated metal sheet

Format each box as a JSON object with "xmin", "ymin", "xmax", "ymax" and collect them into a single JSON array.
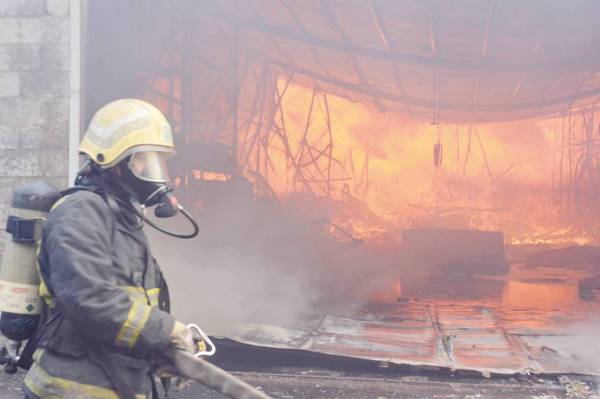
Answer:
[{"xmin": 224, "ymin": 299, "xmax": 599, "ymax": 376}]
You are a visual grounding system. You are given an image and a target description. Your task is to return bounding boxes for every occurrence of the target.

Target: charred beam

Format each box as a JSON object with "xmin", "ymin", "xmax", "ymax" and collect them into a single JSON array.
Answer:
[
  {"xmin": 208, "ymin": 5, "xmax": 600, "ymax": 71},
  {"xmin": 474, "ymin": 0, "xmax": 496, "ymax": 102},
  {"xmin": 572, "ymin": 69, "xmax": 596, "ymax": 99},
  {"xmin": 481, "ymin": 0, "xmax": 495, "ymax": 57},
  {"xmin": 317, "ymin": 0, "xmax": 368, "ymax": 87},
  {"xmin": 369, "ymin": 0, "xmax": 414, "ymax": 116},
  {"xmin": 511, "ymin": 74, "xmax": 526, "ymax": 101},
  {"xmin": 277, "ymin": 0, "xmax": 335, "ymax": 81},
  {"xmin": 368, "ymin": 0, "xmax": 391, "ymax": 49},
  {"xmin": 548, "ymin": 71, "xmax": 567, "ymax": 99},
  {"xmin": 265, "ymin": 57, "xmax": 600, "ymax": 114},
  {"xmin": 246, "ymin": 0, "xmax": 297, "ymax": 69},
  {"xmin": 426, "ymin": 0, "xmax": 437, "ymax": 56},
  {"xmin": 512, "ymin": 20, "xmax": 547, "ymax": 101},
  {"xmin": 323, "ymin": 93, "xmax": 334, "ymax": 196},
  {"xmin": 231, "ymin": 23, "xmax": 240, "ymax": 171}
]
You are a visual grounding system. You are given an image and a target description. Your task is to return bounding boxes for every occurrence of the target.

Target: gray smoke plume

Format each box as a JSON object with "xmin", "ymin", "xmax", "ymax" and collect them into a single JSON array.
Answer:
[
  {"xmin": 560, "ymin": 320, "xmax": 600, "ymax": 375},
  {"xmin": 147, "ymin": 196, "xmax": 397, "ymax": 335}
]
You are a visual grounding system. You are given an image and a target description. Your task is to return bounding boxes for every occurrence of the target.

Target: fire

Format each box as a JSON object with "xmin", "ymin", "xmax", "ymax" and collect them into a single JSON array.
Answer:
[
  {"xmin": 244, "ymin": 80, "xmax": 592, "ymax": 245},
  {"xmin": 141, "ymin": 72, "xmax": 599, "ymax": 246}
]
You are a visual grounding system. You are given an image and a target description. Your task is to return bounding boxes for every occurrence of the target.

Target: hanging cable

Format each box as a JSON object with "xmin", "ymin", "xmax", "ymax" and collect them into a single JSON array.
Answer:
[{"xmin": 434, "ymin": 123, "xmax": 443, "ymax": 168}]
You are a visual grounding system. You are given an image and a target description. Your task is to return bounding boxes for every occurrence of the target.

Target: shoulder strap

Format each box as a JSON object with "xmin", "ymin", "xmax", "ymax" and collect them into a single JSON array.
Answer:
[
  {"xmin": 59, "ymin": 185, "xmax": 120, "ymax": 242},
  {"xmin": 59, "ymin": 185, "xmax": 105, "ymax": 202}
]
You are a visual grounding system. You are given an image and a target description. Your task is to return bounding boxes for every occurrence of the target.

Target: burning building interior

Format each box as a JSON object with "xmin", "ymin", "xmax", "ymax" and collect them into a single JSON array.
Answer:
[
  {"xmin": 12, "ymin": 0, "xmax": 600, "ymax": 396},
  {"xmin": 85, "ymin": 0, "xmax": 600, "ymax": 378}
]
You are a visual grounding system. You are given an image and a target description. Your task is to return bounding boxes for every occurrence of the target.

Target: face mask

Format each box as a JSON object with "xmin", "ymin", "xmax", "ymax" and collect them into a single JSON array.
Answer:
[
  {"xmin": 143, "ymin": 184, "xmax": 178, "ymax": 218},
  {"xmin": 119, "ymin": 155, "xmax": 199, "ymax": 238},
  {"xmin": 142, "ymin": 185, "xmax": 199, "ymax": 238}
]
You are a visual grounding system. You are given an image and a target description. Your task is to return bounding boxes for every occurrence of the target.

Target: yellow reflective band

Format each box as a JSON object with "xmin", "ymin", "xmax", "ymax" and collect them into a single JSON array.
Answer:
[
  {"xmin": 49, "ymin": 195, "xmax": 69, "ymax": 212},
  {"xmin": 35, "ymin": 194, "xmax": 66, "ymax": 309},
  {"xmin": 24, "ymin": 350, "xmax": 146, "ymax": 399},
  {"xmin": 38, "ymin": 278, "xmax": 55, "ymax": 308},
  {"xmin": 121, "ymin": 286, "xmax": 161, "ymax": 307},
  {"xmin": 147, "ymin": 287, "xmax": 160, "ymax": 307},
  {"xmin": 35, "ymin": 241, "xmax": 55, "ymax": 309},
  {"xmin": 79, "ymin": 99, "xmax": 175, "ymax": 168},
  {"xmin": 115, "ymin": 296, "xmax": 151, "ymax": 349},
  {"xmin": 115, "ymin": 286, "xmax": 162, "ymax": 348},
  {"xmin": 88, "ymin": 109, "xmax": 150, "ymax": 141}
]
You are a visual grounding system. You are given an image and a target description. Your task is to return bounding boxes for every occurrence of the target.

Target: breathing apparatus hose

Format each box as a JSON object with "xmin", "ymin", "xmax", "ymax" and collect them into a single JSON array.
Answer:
[
  {"xmin": 142, "ymin": 204, "xmax": 199, "ymax": 239},
  {"xmin": 92, "ymin": 176, "xmax": 199, "ymax": 240}
]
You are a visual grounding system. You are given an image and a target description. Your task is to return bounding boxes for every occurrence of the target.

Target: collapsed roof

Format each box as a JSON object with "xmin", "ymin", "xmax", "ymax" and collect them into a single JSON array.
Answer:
[{"xmin": 211, "ymin": 0, "xmax": 600, "ymax": 123}]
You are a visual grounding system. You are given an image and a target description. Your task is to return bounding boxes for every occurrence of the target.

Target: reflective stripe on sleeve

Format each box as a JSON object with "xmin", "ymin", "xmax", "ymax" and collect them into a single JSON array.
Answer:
[
  {"xmin": 120, "ymin": 286, "xmax": 161, "ymax": 307},
  {"xmin": 115, "ymin": 297, "xmax": 151, "ymax": 349}
]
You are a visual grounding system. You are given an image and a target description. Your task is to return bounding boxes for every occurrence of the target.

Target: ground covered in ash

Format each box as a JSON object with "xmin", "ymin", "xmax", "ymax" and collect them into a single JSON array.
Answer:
[
  {"xmin": 1, "ymin": 330, "xmax": 598, "ymax": 399},
  {"xmin": 0, "ymin": 363, "xmax": 598, "ymax": 398}
]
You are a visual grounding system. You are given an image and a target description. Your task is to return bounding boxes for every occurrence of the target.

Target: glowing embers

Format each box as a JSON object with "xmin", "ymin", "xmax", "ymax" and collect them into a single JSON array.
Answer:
[{"xmin": 190, "ymin": 171, "xmax": 229, "ymax": 182}]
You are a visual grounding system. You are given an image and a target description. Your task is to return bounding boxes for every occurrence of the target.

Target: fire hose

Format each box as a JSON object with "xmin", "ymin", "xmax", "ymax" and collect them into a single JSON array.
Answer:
[
  {"xmin": 158, "ymin": 324, "xmax": 271, "ymax": 399},
  {"xmin": 163, "ymin": 349, "xmax": 271, "ymax": 399}
]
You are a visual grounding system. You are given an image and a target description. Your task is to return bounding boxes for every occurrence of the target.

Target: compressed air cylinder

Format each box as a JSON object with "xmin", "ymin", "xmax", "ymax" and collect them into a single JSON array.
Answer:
[{"xmin": 0, "ymin": 181, "xmax": 60, "ymax": 341}]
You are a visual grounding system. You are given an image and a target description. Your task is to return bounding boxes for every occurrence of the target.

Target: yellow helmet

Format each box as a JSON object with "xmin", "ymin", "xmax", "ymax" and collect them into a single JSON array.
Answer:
[{"xmin": 79, "ymin": 99, "xmax": 175, "ymax": 169}]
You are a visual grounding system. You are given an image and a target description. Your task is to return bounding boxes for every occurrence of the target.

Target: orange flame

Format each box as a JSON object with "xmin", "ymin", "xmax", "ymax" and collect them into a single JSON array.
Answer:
[{"xmin": 248, "ymin": 80, "xmax": 590, "ymax": 245}]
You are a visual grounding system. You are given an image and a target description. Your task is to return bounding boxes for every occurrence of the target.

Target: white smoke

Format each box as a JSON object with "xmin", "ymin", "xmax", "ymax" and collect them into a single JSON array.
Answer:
[{"xmin": 147, "ymin": 200, "xmax": 397, "ymax": 335}]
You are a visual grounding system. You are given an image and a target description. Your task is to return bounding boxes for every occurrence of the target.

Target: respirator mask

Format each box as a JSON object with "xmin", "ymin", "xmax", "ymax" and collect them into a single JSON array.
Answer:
[{"xmin": 122, "ymin": 150, "xmax": 198, "ymax": 239}]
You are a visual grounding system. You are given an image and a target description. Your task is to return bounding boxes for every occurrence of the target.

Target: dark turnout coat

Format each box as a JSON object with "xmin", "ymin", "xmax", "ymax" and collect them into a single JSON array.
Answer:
[{"xmin": 23, "ymin": 188, "xmax": 175, "ymax": 398}]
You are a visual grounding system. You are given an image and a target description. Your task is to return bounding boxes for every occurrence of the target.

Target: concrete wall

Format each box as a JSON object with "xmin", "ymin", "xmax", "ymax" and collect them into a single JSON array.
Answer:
[{"xmin": 0, "ymin": 0, "xmax": 71, "ymax": 252}]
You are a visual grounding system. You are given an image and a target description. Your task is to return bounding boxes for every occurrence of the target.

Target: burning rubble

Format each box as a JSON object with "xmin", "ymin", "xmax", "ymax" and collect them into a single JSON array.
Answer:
[{"xmin": 146, "ymin": 80, "xmax": 600, "ymax": 376}]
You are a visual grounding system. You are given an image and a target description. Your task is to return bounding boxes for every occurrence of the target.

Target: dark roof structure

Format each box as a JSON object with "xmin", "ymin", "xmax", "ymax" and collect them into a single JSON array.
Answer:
[{"xmin": 212, "ymin": 0, "xmax": 600, "ymax": 123}]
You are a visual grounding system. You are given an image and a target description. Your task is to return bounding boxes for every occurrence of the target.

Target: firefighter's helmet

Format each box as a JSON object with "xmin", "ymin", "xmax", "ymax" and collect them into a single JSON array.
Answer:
[{"xmin": 79, "ymin": 99, "xmax": 175, "ymax": 182}]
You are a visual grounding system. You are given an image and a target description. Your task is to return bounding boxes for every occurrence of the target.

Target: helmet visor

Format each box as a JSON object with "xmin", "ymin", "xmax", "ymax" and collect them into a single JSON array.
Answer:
[{"xmin": 128, "ymin": 151, "xmax": 172, "ymax": 183}]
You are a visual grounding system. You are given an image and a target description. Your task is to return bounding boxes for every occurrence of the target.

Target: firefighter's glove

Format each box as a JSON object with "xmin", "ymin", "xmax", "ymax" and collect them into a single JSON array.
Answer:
[
  {"xmin": 170, "ymin": 321, "xmax": 196, "ymax": 354},
  {"xmin": 156, "ymin": 321, "xmax": 206, "ymax": 379},
  {"xmin": 170, "ymin": 321, "xmax": 207, "ymax": 354}
]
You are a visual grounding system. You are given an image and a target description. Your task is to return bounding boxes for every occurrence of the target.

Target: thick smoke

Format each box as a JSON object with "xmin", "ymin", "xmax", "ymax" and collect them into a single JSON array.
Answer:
[{"xmin": 147, "ymin": 193, "xmax": 397, "ymax": 335}]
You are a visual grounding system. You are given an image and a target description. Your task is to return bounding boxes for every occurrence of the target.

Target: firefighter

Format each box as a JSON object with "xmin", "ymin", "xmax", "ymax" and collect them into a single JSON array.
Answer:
[{"xmin": 23, "ymin": 99, "xmax": 198, "ymax": 399}]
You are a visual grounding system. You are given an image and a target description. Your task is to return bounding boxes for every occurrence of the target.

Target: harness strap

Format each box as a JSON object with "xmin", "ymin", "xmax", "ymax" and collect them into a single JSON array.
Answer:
[{"xmin": 6, "ymin": 216, "xmax": 37, "ymax": 243}]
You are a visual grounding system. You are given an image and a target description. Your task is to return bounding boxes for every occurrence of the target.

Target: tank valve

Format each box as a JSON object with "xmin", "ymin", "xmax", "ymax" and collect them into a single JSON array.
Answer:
[{"xmin": 3, "ymin": 340, "xmax": 21, "ymax": 374}]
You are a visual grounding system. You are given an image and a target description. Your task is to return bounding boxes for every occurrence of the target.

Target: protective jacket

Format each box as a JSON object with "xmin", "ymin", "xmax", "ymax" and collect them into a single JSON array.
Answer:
[{"xmin": 23, "ymin": 183, "xmax": 175, "ymax": 399}]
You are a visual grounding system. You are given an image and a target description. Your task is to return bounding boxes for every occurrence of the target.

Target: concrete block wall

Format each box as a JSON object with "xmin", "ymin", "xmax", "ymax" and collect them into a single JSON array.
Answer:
[{"xmin": 0, "ymin": 0, "xmax": 71, "ymax": 253}]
